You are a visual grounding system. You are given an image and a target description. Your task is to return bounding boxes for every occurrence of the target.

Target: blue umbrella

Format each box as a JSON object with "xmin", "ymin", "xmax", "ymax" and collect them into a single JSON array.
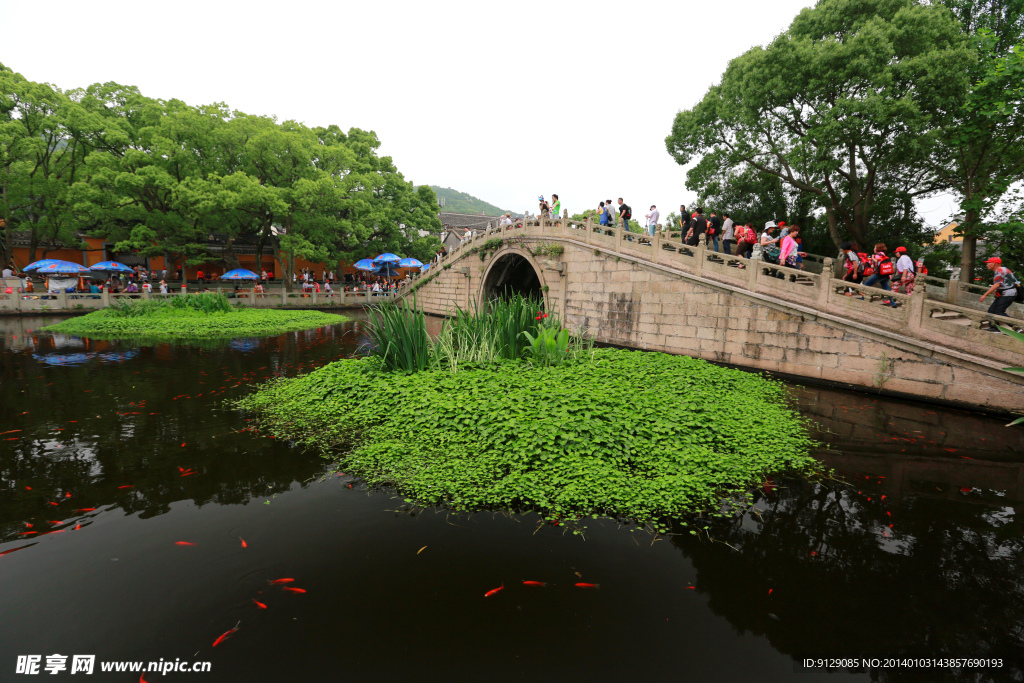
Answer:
[
  {"xmin": 22, "ymin": 259, "xmax": 63, "ymax": 272},
  {"xmin": 34, "ymin": 260, "xmax": 89, "ymax": 274},
  {"xmin": 372, "ymin": 253, "xmax": 401, "ymax": 265},
  {"xmin": 374, "ymin": 264, "xmax": 402, "ymax": 278},
  {"xmin": 421, "ymin": 263, "xmax": 431, "ymax": 271},
  {"xmin": 353, "ymin": 259, "xmax": 376, "ymax": 271},
  {"xmin": 220, "ymin": 269, "xmax": 259, "ymax": 280},
  {"xmin": 90, "ymin": 261, "xmax": 135, "ymax": 273},
  {"xmin": 398, "ymin": 257, "xmax": 424, "ymax": 268}
]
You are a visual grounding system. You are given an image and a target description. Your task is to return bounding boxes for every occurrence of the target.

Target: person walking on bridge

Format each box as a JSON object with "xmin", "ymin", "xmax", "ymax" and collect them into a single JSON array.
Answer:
[
  {"xmin": 721, "ymin": 214, "xmax": 735, "ymax": 255},
  {"xmin": 686, "ymin": 208, "xmax": 708, "ymax": 247},
  {"xmin": 979, "ymin": 257, "xmax": 1019, "ymax": 329},
  {"xmin": 645, "ymin": 205, "xmax": 660, "ymax": 237},
  {"xmin": 617, "ymin": 198, "xmax": 633, "ymax": 241}
]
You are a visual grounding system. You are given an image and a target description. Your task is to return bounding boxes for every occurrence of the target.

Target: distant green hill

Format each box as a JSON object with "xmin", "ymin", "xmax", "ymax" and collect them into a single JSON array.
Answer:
[{"xmin": 423, "ymin": 186, "xmax": 512, "ymax": 216}]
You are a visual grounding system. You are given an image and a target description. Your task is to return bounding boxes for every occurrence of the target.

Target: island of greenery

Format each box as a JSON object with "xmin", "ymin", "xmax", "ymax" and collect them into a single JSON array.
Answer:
[
  {"xmin": 44, "ymin": 293, "xmax": 348, "ymax": 340},
  {"xmin": 237, "ymin": 297, "xmax": 819, "ymax": 528}
]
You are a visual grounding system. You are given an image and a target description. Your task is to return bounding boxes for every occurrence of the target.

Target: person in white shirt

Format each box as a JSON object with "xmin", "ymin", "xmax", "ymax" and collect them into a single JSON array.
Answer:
[
  {"xmin": 159, "ymin": 280, "xmax": 168, "ymax": 294},
  {"xmin": 500, "ymin": 213, "xmax": 513, "ymax": 228},
  {"xmin": 142, "ymin": 282, "xmax": 152, "ymax": 293},
  {"xmin": 324, "ymin": 281, "xmax": 332, "ymax": 294},
  {"xmin": 2, "ymin": 266, "xmax": 13, "ymax": 278},
  {"xmin": 893, "ymin": 246, "xmax": 916, "ymax": 296},
  {"xmin": 645, "ymin": 205, "xmax": 660, "ymax": 236}
]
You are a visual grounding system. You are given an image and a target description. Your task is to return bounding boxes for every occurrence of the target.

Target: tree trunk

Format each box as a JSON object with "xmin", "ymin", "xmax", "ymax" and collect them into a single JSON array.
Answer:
[
  {"xmin": 960, "ymin": 208, "xmax": 978, "ymax": 282},
  {"xmin": 222, "ymin": 237, "xmax": 241, "ymax": 271}
]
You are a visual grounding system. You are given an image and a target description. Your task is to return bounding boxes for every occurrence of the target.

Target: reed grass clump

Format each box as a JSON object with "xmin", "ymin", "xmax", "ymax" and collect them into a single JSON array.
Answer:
[{"xmin": 362, "ymin": 295, "xmax": 592, "ymax": 373}]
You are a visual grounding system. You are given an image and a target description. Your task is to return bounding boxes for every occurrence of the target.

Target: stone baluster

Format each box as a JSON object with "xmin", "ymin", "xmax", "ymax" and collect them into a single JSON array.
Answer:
[
  {"xmin": 908, "ymin": 282, "xmax": 927, "ymax": 331},
  {"xmin": 652, "ymin": 229, "xmax": 661, "ymax": 262},
  {"xmin": 945, "ymin": 274, "xmax": 960, "ymax": 304},
  {"xmin": 585, "ymin": 215, "xmax": 593, "ymax": 244},
  {"xmin": 695, "ymin": 233, "xmax": 707, "ymax": 276},
  {"xmin": 817, "ymin": 257, "xmax": 833, "ymax": 309}
]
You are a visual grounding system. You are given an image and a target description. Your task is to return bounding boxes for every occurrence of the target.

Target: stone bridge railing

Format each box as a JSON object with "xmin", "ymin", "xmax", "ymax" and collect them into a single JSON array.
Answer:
[
  {"xmin": 403, "ymin": 215, "xmax": 1024, "ymax": 369},
  {"xmin": 0, "ymin": 283, "xmax": 398, "ymax": 312}
]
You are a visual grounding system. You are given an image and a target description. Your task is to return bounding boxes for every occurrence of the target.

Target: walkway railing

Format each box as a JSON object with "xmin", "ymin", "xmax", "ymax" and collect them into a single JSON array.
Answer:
[
  {"xmin": 401, "ymin": 215, "xmax": 1024, "ymax": 366},
  {"xmin": 0, "ymin": 282, "xmax": 400, "ymax": 313}
]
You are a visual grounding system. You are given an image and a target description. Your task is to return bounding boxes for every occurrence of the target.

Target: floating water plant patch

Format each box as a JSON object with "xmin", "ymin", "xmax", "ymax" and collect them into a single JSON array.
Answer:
[
  {"xmin": 237, "ymin": 349, "xmax": 819, "ymax": 525},
  {"xmin": 45, "ymin": 294, "xmax": 348, "ymax": 340}
]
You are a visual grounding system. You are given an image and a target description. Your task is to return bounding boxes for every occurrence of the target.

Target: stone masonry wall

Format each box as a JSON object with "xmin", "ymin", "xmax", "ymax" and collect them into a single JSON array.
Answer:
[{"xmin": 404, "ymin": 240, "xmax": 1024, "ymax": 413}]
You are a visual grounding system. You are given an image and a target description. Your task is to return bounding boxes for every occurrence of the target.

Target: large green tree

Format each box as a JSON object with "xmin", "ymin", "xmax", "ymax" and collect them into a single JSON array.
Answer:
[
  {"xmin": 0, "ymin": 64, "xmax": 91, "ymax": 265},
  {"xmin": 666, "ymin": 0, "xmax": 972, "ymax": 250},
  {"xmin": 928, "ymin": 0, "xmax": 1024, "ymax": 280}
]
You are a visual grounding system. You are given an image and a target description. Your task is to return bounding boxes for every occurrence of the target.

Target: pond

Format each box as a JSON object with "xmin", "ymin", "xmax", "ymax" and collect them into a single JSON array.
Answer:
[{"xmin": 1, "ymin": 313, "xmax": 1022, "ymax": 682}]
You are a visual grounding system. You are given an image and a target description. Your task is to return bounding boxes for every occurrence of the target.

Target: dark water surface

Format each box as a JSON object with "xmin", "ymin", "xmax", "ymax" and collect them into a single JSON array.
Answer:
[{"xmin": 2, "ymin": 314, "xmax": 1022, "ymax": 682}]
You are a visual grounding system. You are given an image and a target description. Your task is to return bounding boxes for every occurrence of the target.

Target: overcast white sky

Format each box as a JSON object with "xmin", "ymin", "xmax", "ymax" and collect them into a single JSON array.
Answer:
[{"xmin": 1, "ymin": 0, "xmax": 957, "ymax": 226}]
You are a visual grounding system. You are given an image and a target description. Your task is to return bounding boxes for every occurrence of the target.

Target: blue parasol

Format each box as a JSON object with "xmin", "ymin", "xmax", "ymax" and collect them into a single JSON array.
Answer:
[
  {"xmin": 398, "ymin": 257, "xmax": 424, "ymax": 268},
  {"xmin": 90, "ymin": 261, "xmax": 135, "ymax": 274},
  {"xmin": 374, "ymin": 264, "xmax": 402, "ymax": 278},
  {"xmin": 22, "ymin": 259, "xmax": 63, "ymax": 272},
  {"xmin": 220, "ymin": 269, "xmax": 259, "ymax": 280},
  {"xmin": 353, "ymin": 259, "xmax": 377, "ymax": 271},
  {"xmin": 34, "ymin": 260, "xmax": 89, "ymax": 274},
  {"xmin": 372, "ymin": 253, "xmax": 401, "ymax": 265},
  {"xmin": 421, "ymin": 263, "xmax": 431, "ymax": 271}
]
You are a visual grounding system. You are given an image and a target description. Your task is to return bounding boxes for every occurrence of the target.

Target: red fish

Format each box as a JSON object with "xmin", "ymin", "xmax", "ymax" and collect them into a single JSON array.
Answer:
[
  {"xmin": 47, "ymin": 502, "xmax": 58, "ymax": 507},
  {"xmin": 24, "ymin": 522, "xmax": 33, "ymax": 528},
  {"xmin": 74, "ymin": 524, "xmax": 81, "ymax": 530},
  {"xmin": 685, "ymin": 586, "xmax": 696, "ymax": 590},
  {"xmin": 5, "ymin": 437, "xmax": 20, "ymax": 441},
  {"xmin": 282, "ymin": 587, "xmax": 306, "ymax": 594},
  {"xmin": 269, "ymin": 578, "xmax": 294, "ymax": 585},
  {"xmin": 575, "ymin": 582, "xmax": 600, "ymax": 588},
  {"xmin": 240, "ymin": 538, "xmax": 247, "ymax": 548},
  {"xmin": 47, "ymin": 520, "xmax": 61, "ymax": 525},
  {"xmin": 252, "ymin": 599, "xmax": 267, "ymax": 609},
  {"xmin": 810, "ymin": 551, "xmax": 818, "ymax": 557},
  {"xmin": 118, "ymin": 485, "xmax": 134, "ymax": 489},
  {"xmin": 65, "ymin": 493, "xmax": 71, "ymax": 498},
  {"xmin": 140, "ymin": 674, "xmax": 148, "ymax": 683},
  {"xmin": 24, "ymin": 486, "xmax": 31, "ymax": 490},
  {"xmin": 522, "ymin": 581, "xmax": 547, "ymax": 587},
  {"xmin": 18, "ymin": 531, "xmax": 37, "ymax": 536},
  {"xmin": 181, "ymin": 443, "xmax": 186, "ymax": 447},
  {"xmin": 0, "ymin": 429, "xmax": 22, "ymax": 436},
  {"xmin": 768, "ymin": 588, "xmax": 773, "ymax": 595},
  {"xmin": 0, "ymin": 545, "xmax": 32, "ymax": 556},
  {"xmin": 175, "ymin": 541, "xmax": 196, "ymax": 546},
  {"xmin": 74, "ymin": 508, "xmax": 96, "ymax": 512},
  {"xmin": 960, "ymin": 487, "xmax": 972, "ymax": 493},
  {"xmin": 484, "ymin": 584, "xmax": 505, "ymax": 597},
  {"xmin": 211, "ymin": 621, "xmax": 241, "ymax": 647}
]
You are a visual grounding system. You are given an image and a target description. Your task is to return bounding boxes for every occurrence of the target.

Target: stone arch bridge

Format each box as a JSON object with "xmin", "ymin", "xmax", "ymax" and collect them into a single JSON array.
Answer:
[{"xmin": 400, "ymin": 217, "xmax": 1024, "ymax": 413}]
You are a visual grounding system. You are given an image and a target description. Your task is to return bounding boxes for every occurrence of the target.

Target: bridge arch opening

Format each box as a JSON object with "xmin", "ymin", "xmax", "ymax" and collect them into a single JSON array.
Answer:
[{"xmin": 482, "ymin": 253, "xmax": 543, "ymax": 303}]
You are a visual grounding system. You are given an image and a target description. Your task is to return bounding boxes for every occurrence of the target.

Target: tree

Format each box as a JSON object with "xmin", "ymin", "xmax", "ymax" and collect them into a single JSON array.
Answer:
[
  {"xmin": 666, "ymin": 0, "xmax": 972, "ymax": 250},
  {"xmin": 927, "ymin": 0, "xmax": 1024, "ymax": 280},
  {"xmin": 0, "ymin": 64, "xmax": 91, "ymax": 265}
]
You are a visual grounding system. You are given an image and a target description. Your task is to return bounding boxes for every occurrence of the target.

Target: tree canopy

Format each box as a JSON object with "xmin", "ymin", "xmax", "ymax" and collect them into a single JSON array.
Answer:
[
  {"xmin": 0, "ymin": 64, "xmax": 441, "ymax": 287},
  {"xmin": 665, "ymin": 0, "xmax": 1024, "ymax": 261}
]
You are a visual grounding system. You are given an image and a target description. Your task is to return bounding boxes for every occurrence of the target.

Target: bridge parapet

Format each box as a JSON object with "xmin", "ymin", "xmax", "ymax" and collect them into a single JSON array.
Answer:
[{"xmin": 406, "ymin": 215, "xmax": 1024, "ymax": 369}]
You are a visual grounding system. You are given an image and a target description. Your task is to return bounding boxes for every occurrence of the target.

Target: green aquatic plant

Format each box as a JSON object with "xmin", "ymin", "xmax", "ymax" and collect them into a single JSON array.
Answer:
[
  {"xmin": 44, "ymin": 307, "xmax": 348, "ymax": 340},
  {"xmin": 236, "ymin": 348, "xmax": 819, "ymax": 526},
  {"xmin": 521, "ymin": 323, "xmax": 570, "ymax": 367},
  {"xmin": 364, "ymin": 299, "xmax": 432, "ymax": 372}
]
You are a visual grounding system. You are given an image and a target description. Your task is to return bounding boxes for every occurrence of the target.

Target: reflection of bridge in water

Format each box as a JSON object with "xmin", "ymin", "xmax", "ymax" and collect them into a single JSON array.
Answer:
[
  {"xmin": 798, "ymin": 386, "xmax": 1024, "ymax": 505},
  {"xmin": 403, "ymin": 216, "xmax": 1024, "ymax": 413}
]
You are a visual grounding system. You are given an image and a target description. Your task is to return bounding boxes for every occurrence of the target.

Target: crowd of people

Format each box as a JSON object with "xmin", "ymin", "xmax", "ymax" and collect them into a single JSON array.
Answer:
[{"xmin": 525, "ymin": 195, "xmax": 1022, "ymax": 331}]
